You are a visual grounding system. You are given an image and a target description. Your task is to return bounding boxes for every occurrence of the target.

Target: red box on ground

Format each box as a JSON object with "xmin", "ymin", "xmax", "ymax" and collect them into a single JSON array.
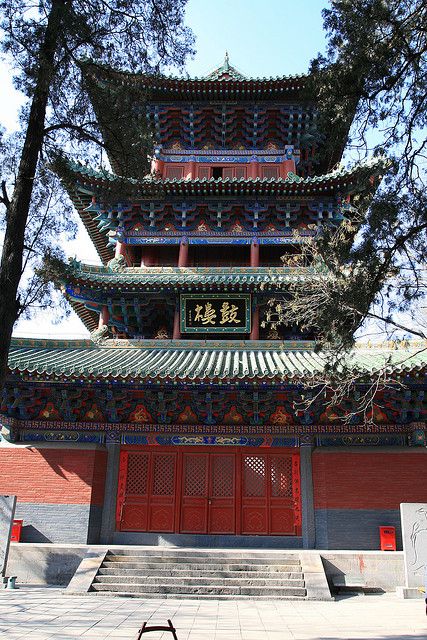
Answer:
[
  {"xmin": 10, "ymin": 519, "xmax": 23, "ymax": 542},
  {"xmin": 379, "ymin": 526, "xmax": 396, "ymax": 550}
]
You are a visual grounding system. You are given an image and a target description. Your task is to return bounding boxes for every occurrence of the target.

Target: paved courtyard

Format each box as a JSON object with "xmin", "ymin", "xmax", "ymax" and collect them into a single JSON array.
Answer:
[{"xmin": 0, "ymin": 587, "xmax": 426, "ymax": 640}]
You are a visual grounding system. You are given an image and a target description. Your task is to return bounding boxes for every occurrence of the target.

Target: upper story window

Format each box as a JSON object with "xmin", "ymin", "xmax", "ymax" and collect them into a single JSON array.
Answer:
[
  {"xmin": 212, "ymin": 166, "xmax": 223, "ymax": 179},
  {"xmin": 261, "ymin": 165, "xmax": 280, "ymax": 179},
  {"xmin": 164, "ymin": 165, "xmax": 185, "ymax": 179},
  {"xmin": 198, "ymin": 165, "xmax": 247, "ymax": 180}
]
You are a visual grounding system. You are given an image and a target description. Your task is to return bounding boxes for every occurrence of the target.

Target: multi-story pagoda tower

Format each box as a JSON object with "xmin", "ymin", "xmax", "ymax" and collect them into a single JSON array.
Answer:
[{"xmin": 1, "ymin": 57, "xmax": 426, "ymax": 550}]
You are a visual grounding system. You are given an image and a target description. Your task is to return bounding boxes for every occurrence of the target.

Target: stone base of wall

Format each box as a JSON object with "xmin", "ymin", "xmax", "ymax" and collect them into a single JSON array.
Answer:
[
  {"xmin": 6, "ymin": 544, "xmax": 406, "ymax": 592},
  {"xmin": 315, "ymin": 509, "xmax": 402, "ymax": 550}
]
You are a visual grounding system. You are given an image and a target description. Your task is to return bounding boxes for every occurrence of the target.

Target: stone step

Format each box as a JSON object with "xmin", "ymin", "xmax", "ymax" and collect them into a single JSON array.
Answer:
[
  {"xmin": 93, "ymin": 575, "xmax": 305, "ymax": 588},
  {"xmin": 89, "ymin": 591, "xmax": 306, "ymax": 601},
  {"xmin": 107, "ymin": 549, "xmax": 300, "ymax": 560},
  {"xmin": 101, "ymin": 560, "xmax": 301, "ymax": 572},
  {"xmin": 87, "ymin": 549, "xmax": 308, "ymax": 600},
  {"xmin": 104, "ymin": 555, "xmax": 301, "ymax": 566},
  {"xmin": 90, "ymin": 583, "xmax": 307, "ymax": 597},
  {"xmin": 97, "ymin": 567, "xmax": 302, "ymax": 579}
]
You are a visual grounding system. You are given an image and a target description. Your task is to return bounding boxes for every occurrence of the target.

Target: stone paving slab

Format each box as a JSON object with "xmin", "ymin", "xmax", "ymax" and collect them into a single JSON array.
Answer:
[{"xmin": 0, "ymin": 587, "xmax": 426, "ymax": 639}]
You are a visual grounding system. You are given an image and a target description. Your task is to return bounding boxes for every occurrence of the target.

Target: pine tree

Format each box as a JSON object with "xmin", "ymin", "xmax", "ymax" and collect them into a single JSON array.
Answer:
[{"xmin": 0, "ymin": 0, "xmax": 194, "ymax": 390}]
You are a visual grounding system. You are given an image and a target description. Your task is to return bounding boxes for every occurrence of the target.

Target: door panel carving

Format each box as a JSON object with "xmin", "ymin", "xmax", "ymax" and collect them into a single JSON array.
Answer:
[{"xmin": 117, "ymin": 447, "xmax": 301, "ymax": 536}]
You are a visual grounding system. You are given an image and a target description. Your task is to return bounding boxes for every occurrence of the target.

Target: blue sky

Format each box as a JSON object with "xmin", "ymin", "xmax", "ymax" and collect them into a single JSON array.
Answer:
[
  {"xmin": 1, "ymin": 1, "xmax": 330, "ymax": 337},
  {"xmin": 185, "ymin": 0, "xmax": 328, "ymax": 79},
  {"xmin": 0, "ymin": 1, "xmax": 329, "ymax": 129}
]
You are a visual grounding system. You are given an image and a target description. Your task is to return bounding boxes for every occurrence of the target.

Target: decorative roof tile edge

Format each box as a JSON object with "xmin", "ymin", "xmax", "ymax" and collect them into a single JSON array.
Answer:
[
  {"xmin": 59, "ymin": 155, "xmax": 388, "ymax": 188},
  {"xmin": 9, "ymin": 337, "xmax": 317, "ymax": 350},
  {"xmin": 7, "ymin": 340, "xmax": 426, "ymax": 383},
  {"xmin": 69, "ymin": 263, "xmax": 312, "ymax": 276},
  {"xmin": 79, "ymin": 58, "xmax": 308, "ymax": 86},
  {"xmin": 10, "ymin": 336, "xmax": 426, "ymax": 352}
]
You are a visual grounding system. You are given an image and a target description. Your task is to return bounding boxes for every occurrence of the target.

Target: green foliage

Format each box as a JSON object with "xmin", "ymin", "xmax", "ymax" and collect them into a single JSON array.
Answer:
[
  {"xmin": 275, "ymin": 0, "xmax": 427, "ymax": 353},
  {"xmin": 0, "ymin": 0, "xmax": 194, "ymax": 324}
]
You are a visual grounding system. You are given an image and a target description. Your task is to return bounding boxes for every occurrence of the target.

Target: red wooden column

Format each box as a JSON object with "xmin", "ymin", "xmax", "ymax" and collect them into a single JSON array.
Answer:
[
  {"xmin": 175, "ymin": 237, "xmax": 188, "ymax": 337},
  {"xmin": 250, "ymin": 239, "xmax": 260, "ymax": 340},
  {"xmin": 115, "ymin": 241, "xmax": 127, "ymax": 258},
  {"xmin": 250, "ymin": 239, "xmax": 259, "ymax": 267},
  {"xmin": 152, "ymin": 157, "xmax": 165, "ymax": 177},
  {"xmin": 141, "ymin": 247, "xmax": 155, "ymax": 266},
  {"xmin": 98, "ymin": 305, "xmax": 109, "ymax": 329},
  {"xmin": 173, "ymin": 235, "xmax": 183, "ymax": 338},
  {"xmin": 178, "ymin": 238, "xmax": 189, "ymax": 267},
  {"xmin": 250, "ymin": 305, "xmax": 259, "ymax": 340},
  {"xmin": 173, "ymin": 305, "xmax": 181, "ymax": 340},
  {"xmin": 186, "ymin": 161, "xmax": 196, "ymax": 180},
  {"xmin": 249, "ymin": 160, "xmax": 258, "ymax": 179},
  {"xmin": 281, "ymin": 158, "xmax": 296, "ymax": 178}
]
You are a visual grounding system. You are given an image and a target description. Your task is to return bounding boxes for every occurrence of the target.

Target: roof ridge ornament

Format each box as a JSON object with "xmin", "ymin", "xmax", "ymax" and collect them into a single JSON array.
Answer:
[{"xmin": 204, "ymin": 53, "xmax": 246, "ymax": 81}]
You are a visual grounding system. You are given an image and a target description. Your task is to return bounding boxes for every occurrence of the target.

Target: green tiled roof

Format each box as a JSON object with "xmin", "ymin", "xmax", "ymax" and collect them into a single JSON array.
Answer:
[
  {"xmin": 60, "ymin": 156, "xmax": 386, "ymax": 195},
  {"xmin": 8, "ymin": 338, "xmax": 427, "ymax": 383},
  {"xmin": 204, "ymin": 54, "xmax": 247, "ymax": 81},
  {"xmin": 55, "ymin": 158, "xmax": 386, "ymax": 262},
  {"xmin": 81, "ymin": 59, "xmax": 308, "ymax": 99},
  {"xmin": 66, "ymin": 263, "xmax": 312, "ymax": 291}
]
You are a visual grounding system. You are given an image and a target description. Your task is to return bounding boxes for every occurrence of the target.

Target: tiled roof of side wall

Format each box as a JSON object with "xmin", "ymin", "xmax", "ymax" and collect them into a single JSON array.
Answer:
[
  {"xmin": 7, "ymin": 338, "xmax": 427, "ymax": 383},
  {"xmin": 80, "ymin": 60, "xmax": 309, "ymax": 98},
  {"xmin": 56, "ymin": 156, "xmax": 387, "ymax": 199},
  {"xmin": 65, "ymin": 265, "xmax": 314, "ymax": 290},
  {"xmin": 54, "ymin": 169, "xmax": 114, "ymax": 265},
  {"xmin": 52, "ymin": 157, "xmax": 386, "ymax": 262}
]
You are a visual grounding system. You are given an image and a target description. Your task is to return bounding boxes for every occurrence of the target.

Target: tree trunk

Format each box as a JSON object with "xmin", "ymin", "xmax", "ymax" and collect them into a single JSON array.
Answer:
[{"xmin": 0, "ymin": 1, "xmax": 68, "ymax": 392}]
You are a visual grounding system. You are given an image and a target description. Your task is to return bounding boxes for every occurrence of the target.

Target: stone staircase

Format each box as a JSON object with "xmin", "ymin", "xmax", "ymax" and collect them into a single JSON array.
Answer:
[{"xmin": 89, "ymin": 549, "xmax": 308, "ymax": 599}]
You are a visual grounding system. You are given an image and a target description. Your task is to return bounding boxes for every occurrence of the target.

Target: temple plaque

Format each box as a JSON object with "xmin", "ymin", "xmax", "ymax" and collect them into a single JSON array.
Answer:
[{"xmin": 180, "ymin": 294, "xmax": 251, "ymax": 333}]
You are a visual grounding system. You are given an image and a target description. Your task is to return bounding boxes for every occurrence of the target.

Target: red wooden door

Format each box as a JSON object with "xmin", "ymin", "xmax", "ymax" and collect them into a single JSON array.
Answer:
[
  {"xmin": 116, "ymin": 447, "xmax": 301, "ymax": 537},
  {"xmin": 116, "ymin": 450, "xmax": 177, "ymax": 532},
  {"xmin": 208, "ymin": 453, "xmax": 236, "ymax": 534},
  {"xmin": 241, "ymin": 454, "xmax": 268, "ymax": 534},
  {"xmin": 180, "ymin": 453, "xmax": 209, "ymax": 533},
  {"xmin": 180, "ymin": 452, "xmax": 236, "ymax": 534},
  {"xmin": 149, "ymin": 451, "xmax": 177, "ymax": 532},
  {"xmin": 241, "ymin": 452, "xmax": 300, "ymax": 535},
  {"xmin": 269, "ymin": 453, "xmax": 297, "ymax": 535}
]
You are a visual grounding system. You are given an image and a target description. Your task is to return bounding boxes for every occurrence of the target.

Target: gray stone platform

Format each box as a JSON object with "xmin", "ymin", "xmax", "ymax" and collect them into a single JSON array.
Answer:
[
  {"xmin": 7, "ymin": 544, "xmax": 406, "ymax": 595},
  {"xmin": 0, "ymin": 587, "xmax": 426, "ymax": 639}
]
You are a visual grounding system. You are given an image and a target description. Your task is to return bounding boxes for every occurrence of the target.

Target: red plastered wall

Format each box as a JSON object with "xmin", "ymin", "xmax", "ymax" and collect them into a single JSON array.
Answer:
[
  {"xmin": 0, "ymin": 447, "xmax": 107, "ymax": 505},
  {"xmin": 312, "ymin": 450, "xmax": 427, "ymax": 509}
]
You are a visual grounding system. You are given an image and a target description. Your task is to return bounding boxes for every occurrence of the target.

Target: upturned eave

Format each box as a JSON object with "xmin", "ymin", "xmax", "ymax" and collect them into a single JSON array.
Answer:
[{"xmin": 7, "ymin": 337, "xmax": 427, "ymax": 385}]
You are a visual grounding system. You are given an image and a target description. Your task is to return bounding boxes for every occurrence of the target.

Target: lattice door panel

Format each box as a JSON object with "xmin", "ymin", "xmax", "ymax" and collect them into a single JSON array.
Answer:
[
  {"xmin": 118, "ymin": 452, "xmax": 150, "ymax": 531},
  {"xmin": 243, "ymin": 455, "xmax": 266, "ymax": 497},
  {"xmin": 180, "ymin": 454, "xmax": 209, "ymax": 533},
  {"xmin": 211, "ymin": 454, "xmax": 234, "ymax": 497},
  {"xmin": 149, "ymin": 453, "xmax": 177, "ymax": 532},
  {"xmin": 270, "ymin": 456, "xmax": 293, "ymax": 497},
  {"xmin": 269, "ymin": 454, "xmax": 299, "ymax": 535},
  {"xmin": 241, "ymin": 455, "xmax": 267, "ymax": 534},
  {"xmin": 183, "ymin": 455, "xmax": 208, "ymax": 497},
  {"xmin": 152, "ymin": 454, "xmax": 176, "ymax": 496},
  {"xmin": 209, "ymin": 454, "xmax": 236, "ymax": 534},
  {"xmin": 241, "ymin": 453, "xmax": 301, "ymax": 535},
  {"xmin": 118, "ymin": 451, "xmax": 177, "ymax": 532},
  {"xmin": 126, "ymin": 453, "xmax": 149, "ymax": 495}
]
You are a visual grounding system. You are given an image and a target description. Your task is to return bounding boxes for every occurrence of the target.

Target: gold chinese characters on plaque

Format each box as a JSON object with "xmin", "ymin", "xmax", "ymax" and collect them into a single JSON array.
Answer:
[{"xmin": 180, "ymin": 294, "xmax": 251, "ymax": 333}]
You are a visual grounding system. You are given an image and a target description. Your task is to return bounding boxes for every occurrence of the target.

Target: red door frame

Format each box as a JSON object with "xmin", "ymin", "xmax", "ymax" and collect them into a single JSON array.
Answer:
[{"xmin": 116, "ymin": 446, "xmax": 301, "ymax": 536}]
